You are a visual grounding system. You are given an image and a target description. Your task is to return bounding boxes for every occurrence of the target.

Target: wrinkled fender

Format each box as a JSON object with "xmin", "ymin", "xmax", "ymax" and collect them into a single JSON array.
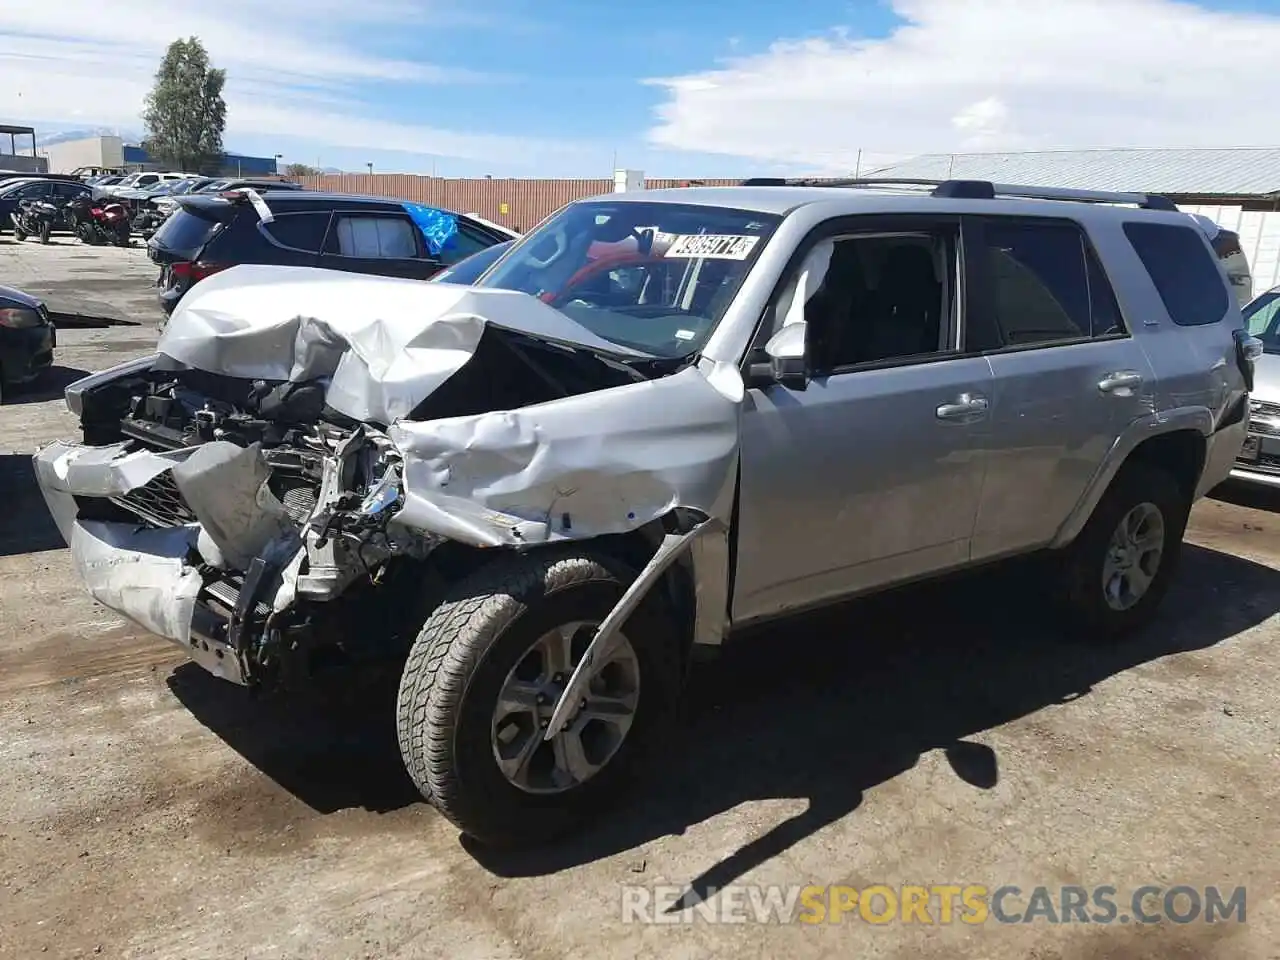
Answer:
[{"xmin": 1050, "ymin": 405, "xmax": 1217, "ymax": 549}]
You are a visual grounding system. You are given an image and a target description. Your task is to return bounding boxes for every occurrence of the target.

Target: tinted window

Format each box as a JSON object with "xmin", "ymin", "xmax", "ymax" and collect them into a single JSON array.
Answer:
[
  {"xmin": 795, "ymin": 232, "xmax": 952, "ymax": 369},
  {"xmin": 1123, "ymin": 222, "xmax": 1230, "ymax": 326},
  {"xmin": 153, "ymin": 208, "xmax": 222, "ymax": 258},
  {"xmin": 264, "ymin": 213, "xmax": 330, "ymax": 252},
  {"xmin": 981, "ymin": 220, "xmax": 1091, "ymax": 345},
  {"xmin": 433, "ymin": 240, "xmax": 512, "ymax": 284},
  {"xmin": 13, "ymin": 182, "xmax": 52, "ymax": 199},
  {"xmin": 326, "ymin": 215, "xmax": 419, "ymax": 258},
  {"xmin": 54, "ymin": 182, "xmax": 89, "ymax": 200},
  {"xmin": 439, "ymin": 223, "xmax": 494, "ymax": 264}
]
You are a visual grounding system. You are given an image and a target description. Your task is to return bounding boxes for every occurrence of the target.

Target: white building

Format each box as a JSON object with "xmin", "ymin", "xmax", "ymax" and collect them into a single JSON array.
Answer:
[
  {"xmin": 867, "ymin": 147, "xmax": 1280, "ymax": 299},
  {"xmin": 40, "ymin": 135, "xmax": 126, "ymax": 174}
]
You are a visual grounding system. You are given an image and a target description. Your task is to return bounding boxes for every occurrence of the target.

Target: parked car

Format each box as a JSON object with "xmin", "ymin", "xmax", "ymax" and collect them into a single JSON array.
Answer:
[
  {"xmin": 0, "ymin": 285, "xmax": 54, "ymax": 403},
  {"xmin": 0, "ymin": 178, "xmax": 92, "ymax": 235},
  {"xmin": 430, "ymin": 238, "xmax": 513, "ymax": 284},
  {"xmin": 147, "ymin": 190, "xmax": 512, "ymax": 319},
  {"xmin": 35, "ymin": 179, "xmax": 1256, "ymax": 848},
  {"xmin": 1229, "ymin": 285, "xmax": 1280, "ymax": 487},
  {"xmin": 98, "ymin": 171, "xmax": 193, "ymax": 198}
]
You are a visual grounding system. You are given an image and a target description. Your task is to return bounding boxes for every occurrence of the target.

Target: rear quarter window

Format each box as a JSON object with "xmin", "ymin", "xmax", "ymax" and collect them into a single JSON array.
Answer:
[{"xmin": 1123, "ymin": 221, "xmax": 1230, "ymax": 326}]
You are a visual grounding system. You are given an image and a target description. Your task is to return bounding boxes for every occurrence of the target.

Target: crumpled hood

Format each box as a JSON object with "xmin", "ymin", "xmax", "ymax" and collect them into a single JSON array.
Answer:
[{"xmin": 158, "ymin": 264, "xmax": 649, "ymax": 424}]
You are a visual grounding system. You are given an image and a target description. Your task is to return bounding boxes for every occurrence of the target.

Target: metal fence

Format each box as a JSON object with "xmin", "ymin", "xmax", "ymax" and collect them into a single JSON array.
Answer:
[{"xmin": 297, "ymin": 174, "xmax": 745, "ymax": 232}]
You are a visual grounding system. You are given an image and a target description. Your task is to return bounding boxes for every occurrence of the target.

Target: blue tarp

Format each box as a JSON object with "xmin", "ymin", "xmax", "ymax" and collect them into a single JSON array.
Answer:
[{"xmin": 402, "ymin": 202, "xmax": 458, "ymax": 256}]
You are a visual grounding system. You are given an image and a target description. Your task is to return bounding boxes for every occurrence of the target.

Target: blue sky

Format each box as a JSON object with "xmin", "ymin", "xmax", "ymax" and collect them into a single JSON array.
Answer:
[{"xmin": 4, "ymin": 0, "xmax": 1280, "ymax": 177}]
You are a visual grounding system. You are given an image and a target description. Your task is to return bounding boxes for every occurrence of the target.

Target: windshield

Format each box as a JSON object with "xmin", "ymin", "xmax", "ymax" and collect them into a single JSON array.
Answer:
[
  {"xmin": 1244, "ymin": 289, "xmax": 1280, "ymax": 354},
  {"xmin": 198, "ymin": 179, "xmax": 231, "ymax": 193},
  {"xmin": 475, "ymin": 200, "xmax": 781, "ymax": 357}
]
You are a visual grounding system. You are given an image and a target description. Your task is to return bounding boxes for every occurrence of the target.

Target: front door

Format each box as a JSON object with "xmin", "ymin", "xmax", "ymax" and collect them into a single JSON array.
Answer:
[{"xmin": 732, "ymin": 216, "xmax": 993, "ymax": 624}]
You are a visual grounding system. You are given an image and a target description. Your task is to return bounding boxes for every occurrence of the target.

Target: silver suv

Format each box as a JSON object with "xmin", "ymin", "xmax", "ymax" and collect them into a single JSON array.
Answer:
[{"xmin": 33, "ymin": 180, "xmax": 1260, "ymax": 848}]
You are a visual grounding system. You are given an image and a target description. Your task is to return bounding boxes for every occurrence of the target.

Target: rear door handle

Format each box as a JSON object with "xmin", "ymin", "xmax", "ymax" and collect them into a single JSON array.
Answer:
[
  {"xmin": 936, "ymin": 393, "xmax": 989, "ymax": 420},
  {"xmin": 1098, "ymin": 370, "xmax": 1144, "ymax": 394}
]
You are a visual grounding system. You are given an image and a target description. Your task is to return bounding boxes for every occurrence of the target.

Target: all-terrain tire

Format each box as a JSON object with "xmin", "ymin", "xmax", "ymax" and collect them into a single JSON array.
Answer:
[
  {"xmin": 396, "ymin": 549, "xmax": 683, "ymax": 848},
  {"xmin": 1056, "ymin": 461, "xmax": 1190, "ymax": 642}
]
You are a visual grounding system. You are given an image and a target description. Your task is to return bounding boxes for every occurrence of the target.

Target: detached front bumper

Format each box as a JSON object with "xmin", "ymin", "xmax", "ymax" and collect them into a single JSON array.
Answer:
[{"xmin": 34, "ymin": 439, "xmax": 255, "ymax": 685}]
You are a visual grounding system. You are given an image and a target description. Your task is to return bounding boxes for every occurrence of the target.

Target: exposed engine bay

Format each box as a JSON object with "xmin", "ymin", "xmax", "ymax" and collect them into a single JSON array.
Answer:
[{"xmin": 34, "ymin": 265, "xmax": 742, "ymax": 693}]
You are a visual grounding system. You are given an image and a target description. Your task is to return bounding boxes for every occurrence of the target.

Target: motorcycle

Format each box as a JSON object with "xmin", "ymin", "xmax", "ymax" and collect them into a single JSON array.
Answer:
[
  {"xmin": 11, "ymin": 198, "xmax": 64, "ymax": 244},
  {"xmin": 69, "ymin": 197, "xmax": 131, "ymax": 247}
]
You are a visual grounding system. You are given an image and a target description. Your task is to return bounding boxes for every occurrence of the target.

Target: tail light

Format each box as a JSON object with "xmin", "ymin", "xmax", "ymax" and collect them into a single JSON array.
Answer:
[
  {"xmin": 170, "ymin": 260, "xmax": 231, "ymax": 285},
  {"xmin": 91, "ymin": 208, "xmax": 103, "ymax": 216},
  {"xmin": 0, "ymin": 307, "xmax": 44, "ymax": 329}
]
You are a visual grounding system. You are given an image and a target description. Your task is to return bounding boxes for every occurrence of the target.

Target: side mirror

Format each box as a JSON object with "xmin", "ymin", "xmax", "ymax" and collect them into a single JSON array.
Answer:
[{"xmin": 762, "ymin": 321, "xmax": 809, "ymax": 388}]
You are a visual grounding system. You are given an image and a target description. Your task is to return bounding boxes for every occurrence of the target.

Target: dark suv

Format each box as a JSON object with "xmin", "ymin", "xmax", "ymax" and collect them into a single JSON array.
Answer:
[{"xmin": 148, "ymin": 190, "xmax": 512, "ymax": 318}]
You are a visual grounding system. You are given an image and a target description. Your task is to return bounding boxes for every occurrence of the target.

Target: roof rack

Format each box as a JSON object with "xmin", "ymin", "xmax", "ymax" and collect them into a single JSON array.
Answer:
[{"xmin": 738, "ymin": 176, "xmax": 1178, "ymax": 211}]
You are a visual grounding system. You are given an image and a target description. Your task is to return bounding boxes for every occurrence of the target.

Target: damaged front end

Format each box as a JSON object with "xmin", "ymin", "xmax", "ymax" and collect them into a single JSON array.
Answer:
[
  {"xmin": 37, "ymin": 367, "xmax": 434, "ymax": 687},
  {"xmin": 35, "ymin": 266, "xmax": 742, "ymax": 692}
]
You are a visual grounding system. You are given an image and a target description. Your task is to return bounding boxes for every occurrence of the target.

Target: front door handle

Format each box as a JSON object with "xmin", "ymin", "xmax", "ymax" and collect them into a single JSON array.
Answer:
[
  {"xmin": 1098, "ymin": 370, "xmax": 1144, "ymax": 394},
  {"xmin": 936, "ymin": 393, "xmax": 989, "ymax": 420}
]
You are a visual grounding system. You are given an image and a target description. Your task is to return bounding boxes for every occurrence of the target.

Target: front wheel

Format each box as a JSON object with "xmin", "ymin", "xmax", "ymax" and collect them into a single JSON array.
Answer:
[
  {"xmin": 396, "ymin": 550, "xmax": 683, "ymax": 847},
  {"xmin": 13, "ymin": 224, "xmax": 26, "ymax": 241},
  {"xmin": 1056, "ymin": 461, "xmax": 1190, "ymax": 642},
  {"xmin": 39, "ymin": 221, "xmax": 51, "ymax": 244}
]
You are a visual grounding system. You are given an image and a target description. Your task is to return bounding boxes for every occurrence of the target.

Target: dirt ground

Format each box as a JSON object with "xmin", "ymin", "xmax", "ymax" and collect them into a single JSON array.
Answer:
[{"xmin": 2, "ymin": 240, "xmax": 1279, "ymax": 959}]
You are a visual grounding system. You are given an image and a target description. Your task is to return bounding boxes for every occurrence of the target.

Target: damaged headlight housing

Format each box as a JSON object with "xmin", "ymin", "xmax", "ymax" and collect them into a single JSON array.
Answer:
[{"xmin": 64, "ymin": 353, "xmax": 159, "ymax": 418}]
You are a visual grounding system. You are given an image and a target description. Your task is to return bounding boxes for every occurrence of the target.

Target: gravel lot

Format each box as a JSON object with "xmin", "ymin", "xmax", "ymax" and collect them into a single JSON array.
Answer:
[{"xmin": 2, "ymin": 240, "xmax": 1278, "ymax": 960}]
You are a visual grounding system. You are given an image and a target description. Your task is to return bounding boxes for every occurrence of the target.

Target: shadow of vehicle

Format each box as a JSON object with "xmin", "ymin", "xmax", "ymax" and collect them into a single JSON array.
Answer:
[
  {"xmin": 4, "ymin": 365, "xmax": 90, "ymax": 405},
  {"xmin": 164, "ymin": 542, "xmax": 1280, "ymax": 901},
  {"xmin": 0, "ymin": 454, "xmax": 67, "ymax": 557},
  {"xmin": 465, "ymin": 544, "xmax": 1280, "ymax": 905},
  {"xmin": 167, "ymin": 661, "xmax": 421, "ymax": 816},
  {"xmin": 1209, "ymin": 478, "xmax": 1280, "ymax": 513}
]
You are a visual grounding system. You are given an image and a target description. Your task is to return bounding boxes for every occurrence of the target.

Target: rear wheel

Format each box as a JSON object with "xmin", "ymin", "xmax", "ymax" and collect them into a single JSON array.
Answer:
[
  {"xmin": 396, "ymin": 549, "xmax": 683, "ymax": 847},
  {"xmin": 1056, "ymin": 461, "xmax": 1190, "ymax": 641},
  {"xmin": 13, "ymin": 224, "xmax": 26, "ymax": 241},
  {"xmin": 39, "ymin": 221, "xmax": 51, "ymax": 244}
]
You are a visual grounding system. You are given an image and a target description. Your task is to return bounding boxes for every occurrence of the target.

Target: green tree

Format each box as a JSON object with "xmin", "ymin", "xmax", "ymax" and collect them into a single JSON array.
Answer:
[
  {"xmin": 284, "ymin": 163, "xmax": 320, "ymax": 177},
  {"xmin": 142, "ymin": 37, "xmax": 227, "ymax": 172}
]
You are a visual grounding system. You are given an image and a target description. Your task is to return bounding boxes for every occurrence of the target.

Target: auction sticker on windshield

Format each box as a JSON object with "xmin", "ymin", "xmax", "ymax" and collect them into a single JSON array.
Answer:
[{"xmin": 665, "ymin": 234, "xmax": 760, "ymax": 259}]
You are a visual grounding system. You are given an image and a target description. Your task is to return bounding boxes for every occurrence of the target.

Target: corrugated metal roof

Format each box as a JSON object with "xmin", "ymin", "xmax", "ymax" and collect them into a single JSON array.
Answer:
[{"xmin": 863, "ymin": 148, "xmax": 1280, "ymax": 197}]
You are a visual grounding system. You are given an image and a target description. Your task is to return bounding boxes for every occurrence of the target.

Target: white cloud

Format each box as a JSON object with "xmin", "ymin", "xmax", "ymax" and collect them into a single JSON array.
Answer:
[
  {"xmin": 0, "ymin": 0, "xmax": 589, "ymax": 170},
  {"xmin": 645, "ymin": 0, "xmax": 1280, "ymax": 172}
]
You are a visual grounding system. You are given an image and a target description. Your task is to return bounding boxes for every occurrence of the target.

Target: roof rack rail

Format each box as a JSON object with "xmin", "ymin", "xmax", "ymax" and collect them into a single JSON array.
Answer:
[
  {"xmin": 967, "ymin": 181, "xmax": 1178, "ymax": 211},
  {"xmin": 737, "ymin": 175, "xmax": 1178, "ymax": 210}
]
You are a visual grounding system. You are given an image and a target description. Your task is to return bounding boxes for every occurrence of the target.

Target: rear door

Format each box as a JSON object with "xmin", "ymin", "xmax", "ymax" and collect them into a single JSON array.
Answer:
[
  {"xmin": 966, "ymin": 215, "xmax": 1157, "ymax": 561},
  {"xmin": 317, "ymin": 211, "xmax": 443, "ymax": 279}
]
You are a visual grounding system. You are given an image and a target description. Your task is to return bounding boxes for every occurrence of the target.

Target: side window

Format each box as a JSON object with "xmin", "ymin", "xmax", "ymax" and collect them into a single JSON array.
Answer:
[
  {"xmin": 1245, "ymin": 293, "xmax": 1280, "ymax": 338},
  {"xmin": 55, "ymin": 183, "xmax": 89, "ymax": 200},
  {"xmin": 1123, "ymin": 221, "xmax": 1230, "ymax": 326},
  {"xmin": 17, "ymin": 182, "xmax": 51, "ymax": 198},
  {"xmin": 324, "ymin": 215, "xmax": 420, "ymax": 259},
  {"xmin": 263, "ymin": 212, "xmax": 330, "ymax": 253},
  {"xmin": 439, "ymin": 223, "xmax": 493, "ymax": 264},
  {"xmin": 979, "ymin": 219, "xmax": 1092, "ymax": 346},
  {"xmin": 137, "ymin": 175, "xmax": 158, "ymax": 188},
  {"xmin": 801, "ymin": 230, "xmax": 954, "ymax": 371}
]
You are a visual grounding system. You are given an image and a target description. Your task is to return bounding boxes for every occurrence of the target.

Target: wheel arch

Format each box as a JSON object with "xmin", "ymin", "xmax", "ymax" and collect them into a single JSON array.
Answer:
[{"xmin": 1051, "ymin": 409, "xmax": 1211, "ymax": 550}]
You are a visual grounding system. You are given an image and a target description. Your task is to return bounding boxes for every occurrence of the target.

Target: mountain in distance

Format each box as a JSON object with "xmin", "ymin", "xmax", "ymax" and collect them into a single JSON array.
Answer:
[{"xmin": 35, "ymin": 126, "xmax": 145, "ymax": 147}]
